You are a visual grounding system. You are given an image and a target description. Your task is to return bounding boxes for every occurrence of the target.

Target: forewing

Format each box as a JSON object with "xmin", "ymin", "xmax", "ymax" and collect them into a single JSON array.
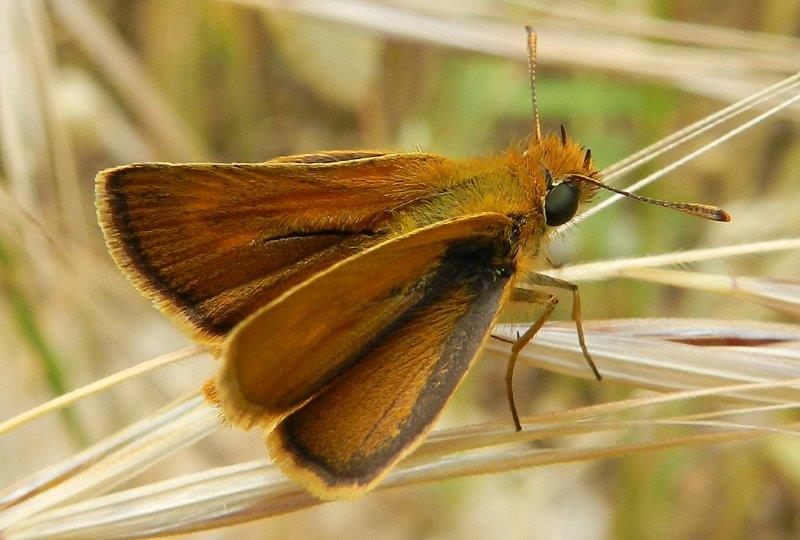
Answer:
[
  {"xmin": 96, "ymin": 153, "xmax": 444, "ymax": 346},
  {"xmin": 215, "ymin": 213, "xmax": 516, "ymax": 434},
  {"xmin": 218, "ymin": 214, "xmax": 514, "ymax": 498},
  {"xmin": 268, "ymin": 254, "xmax": 513, "ymax": 499}
]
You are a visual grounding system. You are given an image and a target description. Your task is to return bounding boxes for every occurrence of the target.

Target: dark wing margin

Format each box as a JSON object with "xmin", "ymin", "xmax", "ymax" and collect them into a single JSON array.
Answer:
[
  {"xmin": 214, "ymin": 214, "xmax": 518, "ymax": 499},
  {"xmin": 95, "ymin": 153, "xmax": 444, "ymax": 347}
]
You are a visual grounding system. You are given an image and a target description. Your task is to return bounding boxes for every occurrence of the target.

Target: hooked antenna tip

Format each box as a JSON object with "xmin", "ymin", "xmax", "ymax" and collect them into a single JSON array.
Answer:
[{"xmin": 713, "ymin": 208, "xmax": 732, "ymax": 222}]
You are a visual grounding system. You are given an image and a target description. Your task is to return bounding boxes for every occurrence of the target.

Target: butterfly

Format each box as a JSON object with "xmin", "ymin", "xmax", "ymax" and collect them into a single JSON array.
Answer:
[{"xmin": 96, "ymin": 28, "xmax": 729, "ymax": 500}]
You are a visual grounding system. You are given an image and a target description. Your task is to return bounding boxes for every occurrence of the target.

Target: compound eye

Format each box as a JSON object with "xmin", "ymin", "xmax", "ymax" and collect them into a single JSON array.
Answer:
[{"xmin": 545, "ymin": 182, "xmax": 580, "ymax": 226}]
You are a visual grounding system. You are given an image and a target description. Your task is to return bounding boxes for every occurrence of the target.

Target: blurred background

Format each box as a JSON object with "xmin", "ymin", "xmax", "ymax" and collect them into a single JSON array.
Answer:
[{"xmin": 0, "ymin": 1, "xmax": 799, "ymax": 538}]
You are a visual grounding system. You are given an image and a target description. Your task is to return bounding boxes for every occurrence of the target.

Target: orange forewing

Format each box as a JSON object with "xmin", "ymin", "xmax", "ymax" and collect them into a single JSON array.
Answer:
[
  {"xmin": 95, "ymin": 153, "xmax": 446, "ymax": 347},
  {"xmin": 216, "ymin": 214, "xmax": 517, "ymax": 498}
]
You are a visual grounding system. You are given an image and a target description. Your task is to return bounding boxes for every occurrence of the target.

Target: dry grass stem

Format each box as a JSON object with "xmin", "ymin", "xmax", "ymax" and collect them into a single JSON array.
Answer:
[
  {"xmin": 3, "ymin": 318, "xmax": 800, "ymax": 536},
  {"xmin": 620, "ymin": 268, "xmax": 800, "ymax": 317},
  {"xmin": 0, "ymin": 345, "xmax": 205, "ymax": 436},
  {"xmin": 48, "ymin": 0, "xmax": 208, "ymax": 161},
  {"xmin": 238, "ymin": 0, "xmax": 800, "ymax": 104},
  {"xmin": 600, "ymin": 74, "xmax": 800, "ymax": 179},
  {"xmin": 569, "ymin": 80, "xmax": 800, "ymax": 227},
  {"xmin": 0, "ymin": 393, "xmax": 215, "ymax": 528},
  {"xmin": 547, "ymin": 238, "xmax": 800, "ymax": 282},
  {"xmin": 490, "ymin": 320, "xmax": 800, "ymax": 398},
  {"xmin": 19, "ymin": 1, "xmax": 88, "ymax": 244},
  {"xmin": 4, "ymin": 393, "xmax": 799, "ymax": 537}
]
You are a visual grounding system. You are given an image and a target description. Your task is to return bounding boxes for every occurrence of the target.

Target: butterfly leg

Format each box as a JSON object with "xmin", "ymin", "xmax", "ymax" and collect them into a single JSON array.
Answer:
[
  {"xmin": 505, "ymin": 288, "xmax": 558, "ymax": 431},
  {"xmin": 518, "ymin": 273, "xmax": 601, "ymax": 381}
]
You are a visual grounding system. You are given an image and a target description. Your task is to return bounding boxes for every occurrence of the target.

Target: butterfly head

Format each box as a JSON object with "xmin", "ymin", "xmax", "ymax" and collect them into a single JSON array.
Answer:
[{"xmin": 519, "ymin": 129, "xmax": 602, "ymax": 228}]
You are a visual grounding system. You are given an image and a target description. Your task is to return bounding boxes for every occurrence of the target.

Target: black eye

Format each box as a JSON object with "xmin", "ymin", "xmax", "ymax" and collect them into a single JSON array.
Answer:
[{"xmin": 545, "ymin": 182, "xmax": 580, "ymax": 226}]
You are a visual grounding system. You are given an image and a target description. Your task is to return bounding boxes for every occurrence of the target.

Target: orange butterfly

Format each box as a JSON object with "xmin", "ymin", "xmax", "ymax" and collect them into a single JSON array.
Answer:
[{"xmin": 96, "ymin": 28, "xmax": 729, "ymax": 499}]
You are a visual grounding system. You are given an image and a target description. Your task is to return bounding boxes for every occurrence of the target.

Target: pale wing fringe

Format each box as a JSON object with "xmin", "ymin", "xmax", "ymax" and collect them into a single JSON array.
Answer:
[{"xmin": 0, "ymin": 178, "xmax": 147, "ymax": 310}]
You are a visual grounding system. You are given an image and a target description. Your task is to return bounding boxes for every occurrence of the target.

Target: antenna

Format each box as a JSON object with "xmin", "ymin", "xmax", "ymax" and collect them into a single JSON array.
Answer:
[
  {"xmin": 526, "ymin": 26, "xmax": 542, "ymax": 143},
  {"xmin": 569, "ymin": 175, "xmax": 731, "ymax": 222}
]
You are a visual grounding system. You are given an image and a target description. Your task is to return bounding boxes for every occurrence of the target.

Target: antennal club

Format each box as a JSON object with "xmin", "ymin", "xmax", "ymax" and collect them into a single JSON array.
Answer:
[
  {"xmin": 569, "ymin": 175, "xmax": 731, "ymax": 222},
  {"xmin": 525, "ymin": 26, "xmax": 542, "ymax": 143}
]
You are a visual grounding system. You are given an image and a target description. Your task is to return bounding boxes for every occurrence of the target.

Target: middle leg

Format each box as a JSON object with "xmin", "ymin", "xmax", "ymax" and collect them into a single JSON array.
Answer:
[
  {"xmin": 517, "ymin": 273, "xmax": 601, "ymax": 381},
  {"xmin": 504, "ymin": 288, "xmax": 559, "ymax": 431}
]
